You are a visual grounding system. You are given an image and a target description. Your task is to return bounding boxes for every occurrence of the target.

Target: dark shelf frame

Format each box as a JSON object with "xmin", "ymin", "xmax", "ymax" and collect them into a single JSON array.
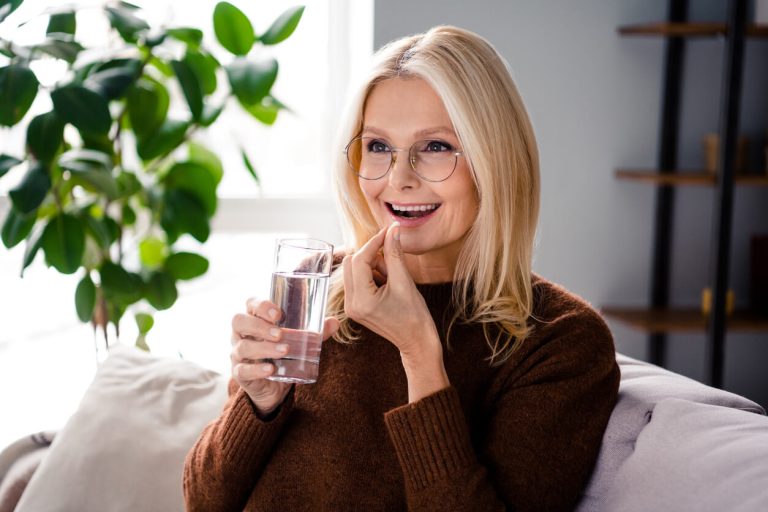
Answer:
[{"xmin": 616, "ymin": 0, "xmax": 752, "ymax": 388}]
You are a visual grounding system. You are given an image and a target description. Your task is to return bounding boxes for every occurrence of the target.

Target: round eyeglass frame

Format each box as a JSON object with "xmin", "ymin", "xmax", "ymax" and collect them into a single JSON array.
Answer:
[{"xmin": 343, "ymin": 136, "xmax": 464, "ymax": 183}]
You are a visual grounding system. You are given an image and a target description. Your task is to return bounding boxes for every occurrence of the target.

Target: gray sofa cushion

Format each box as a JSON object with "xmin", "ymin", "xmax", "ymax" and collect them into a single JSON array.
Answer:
[
  {"xmin": 604, "ymin": 398, "xmax": 768, "ymax": 511},
  {"xmin": 577, "ymin": 354, "xmax": 765, "ymax": 512}
]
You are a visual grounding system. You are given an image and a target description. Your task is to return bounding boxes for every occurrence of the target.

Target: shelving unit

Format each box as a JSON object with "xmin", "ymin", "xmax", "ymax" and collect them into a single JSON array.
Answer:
[{"xmin": 602, "ymin": 0, "xmax": 768, "ymax": 388}]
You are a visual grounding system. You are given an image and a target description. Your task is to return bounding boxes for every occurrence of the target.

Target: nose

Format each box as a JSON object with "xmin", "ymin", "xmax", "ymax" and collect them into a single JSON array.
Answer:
[{"xmin": 388, "ymin": 150, "xmax": 420, "ymax": 190}]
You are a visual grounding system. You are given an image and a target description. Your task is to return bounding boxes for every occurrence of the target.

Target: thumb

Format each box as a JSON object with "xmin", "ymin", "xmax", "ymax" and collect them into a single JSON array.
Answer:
[
  {"xmin": 383, "ymin": 222, "xmax": 410, "ymax": 282},
  {"xmin": 322, "ymin": 316, "xmax": 340, "ymax": 341}
]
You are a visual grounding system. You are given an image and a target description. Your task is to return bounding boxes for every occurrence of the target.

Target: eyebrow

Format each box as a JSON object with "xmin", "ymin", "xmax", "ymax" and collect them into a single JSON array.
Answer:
[{"xmin": 361, "ymin": 126, "xmax": 456, "ymax": 138}]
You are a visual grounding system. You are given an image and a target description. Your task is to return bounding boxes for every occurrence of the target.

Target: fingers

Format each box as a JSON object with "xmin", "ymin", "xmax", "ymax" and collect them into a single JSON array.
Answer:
[
  {"xmin": 245, "ymin": 298, "xmax": 282, "ymax": 322},
  {"xmin": 383, "ymin": 222, "xmax": 410, "ymax": 283},
  {"xmin": 350, "ymin": 228, "xmax": 387, "ymax": 294},
  {"xmin": 233, "ymin": 360, "xmax": 276, "ymax": 381},
  {"xmin": 231, "ymin": 337, "xmax": 288, "ymax": 364},
  {"xmin": 232, "ymin": 313, "xmax": 282, "ymax": 340},
  {"xmin": 356, "ymin": 227, "xmax": 387, "ymax": 264},
  {"xmin": 322, "ymin": 316, "xmax": 340, "ymax": 340}
]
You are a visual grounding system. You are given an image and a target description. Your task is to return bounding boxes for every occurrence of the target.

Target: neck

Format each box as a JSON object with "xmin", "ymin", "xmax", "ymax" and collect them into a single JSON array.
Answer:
[{"xmin": 403, "ymin": 253, "xmax": 457, "ymax": 284}]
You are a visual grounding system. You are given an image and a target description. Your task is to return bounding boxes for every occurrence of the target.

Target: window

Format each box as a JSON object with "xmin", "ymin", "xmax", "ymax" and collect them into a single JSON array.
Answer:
[{"xmin": 0, "ymin": 0, "xmax": 372, "ymax": 449}]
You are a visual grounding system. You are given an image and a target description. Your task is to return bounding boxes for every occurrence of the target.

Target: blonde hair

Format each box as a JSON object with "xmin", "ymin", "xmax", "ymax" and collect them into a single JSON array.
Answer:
[{"xmin": 328, "ymin": 25, "xmax": 540, "ymax": 365}]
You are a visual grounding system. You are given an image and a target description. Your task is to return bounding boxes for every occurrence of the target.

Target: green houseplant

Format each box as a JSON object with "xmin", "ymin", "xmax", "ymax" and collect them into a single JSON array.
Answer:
[{"xmin": 0, "ymin": 0, "xmax": 304, "ymax": 351}]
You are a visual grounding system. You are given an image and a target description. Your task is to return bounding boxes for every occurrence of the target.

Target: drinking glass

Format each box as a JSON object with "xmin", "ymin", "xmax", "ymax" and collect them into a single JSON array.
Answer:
[{"xmin": 267, "ymin": 238, "xmax": 333, "ymax": 384}]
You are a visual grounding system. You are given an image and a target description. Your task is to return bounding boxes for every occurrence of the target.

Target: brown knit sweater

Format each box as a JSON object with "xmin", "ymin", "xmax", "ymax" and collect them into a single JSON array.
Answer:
[{"xmin": 183, "ymin": 276, "xmax": 620, "ymax": 511}]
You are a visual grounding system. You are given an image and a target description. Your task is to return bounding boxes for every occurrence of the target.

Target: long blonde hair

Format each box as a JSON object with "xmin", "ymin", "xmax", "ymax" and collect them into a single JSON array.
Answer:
[{"xmin": 328, "ymin": 25, "xmax": 540, "ymax": 365}]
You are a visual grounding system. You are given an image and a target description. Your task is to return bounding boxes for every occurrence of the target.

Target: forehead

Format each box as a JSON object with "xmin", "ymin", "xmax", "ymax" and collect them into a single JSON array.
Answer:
[{"xmin": 363, "ymin": 77, "xmax": 454, "ymax": 135}]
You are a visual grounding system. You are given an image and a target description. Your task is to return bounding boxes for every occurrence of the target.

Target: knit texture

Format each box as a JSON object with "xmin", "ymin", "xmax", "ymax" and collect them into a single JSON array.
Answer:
[{"xmin": 184, "ymin": 275, "xmax": 620, "ymax": 511}]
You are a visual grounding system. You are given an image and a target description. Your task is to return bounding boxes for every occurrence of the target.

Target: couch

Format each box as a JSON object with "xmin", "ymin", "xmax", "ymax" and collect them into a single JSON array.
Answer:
[{"xmin": 1, "ymin": 346, "xmax": 767, "ymax": 511}]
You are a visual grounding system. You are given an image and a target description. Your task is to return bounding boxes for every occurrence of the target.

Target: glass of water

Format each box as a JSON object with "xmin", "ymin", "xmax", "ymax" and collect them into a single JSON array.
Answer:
[{"xmin": 267, "ymin": 238, "xmax": 334, "ymax": 384}]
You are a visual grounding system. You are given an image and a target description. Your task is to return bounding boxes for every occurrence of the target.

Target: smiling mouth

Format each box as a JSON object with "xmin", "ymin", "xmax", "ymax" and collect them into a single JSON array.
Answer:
[{"xmin": 386, "ymin": 202, "xmax": 441, "ymax": 219}]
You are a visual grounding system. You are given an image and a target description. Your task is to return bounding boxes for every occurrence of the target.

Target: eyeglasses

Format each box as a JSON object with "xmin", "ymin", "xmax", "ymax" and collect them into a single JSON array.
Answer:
[{"xmin": 343, "ymin": 136, "xmax": 464, "ymax": 182}]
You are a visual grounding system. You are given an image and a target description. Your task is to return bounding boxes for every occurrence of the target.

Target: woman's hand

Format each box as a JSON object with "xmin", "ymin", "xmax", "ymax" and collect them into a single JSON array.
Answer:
[
  {"xmin": 230, "ymin": 299, "xmax": 339, "ymax": 417},
  {"xmin": 343, "ymin": 222, "xmax": 449, "ymax": 402}
]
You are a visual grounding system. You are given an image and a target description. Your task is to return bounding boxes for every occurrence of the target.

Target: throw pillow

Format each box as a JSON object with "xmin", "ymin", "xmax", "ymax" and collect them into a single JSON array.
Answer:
[{"xmin": 15, "ymin": 345, "xmax": 228, "ymax": 512}]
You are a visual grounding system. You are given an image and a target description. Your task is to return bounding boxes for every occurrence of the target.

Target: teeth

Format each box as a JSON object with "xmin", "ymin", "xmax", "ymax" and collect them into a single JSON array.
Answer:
[{"xmin": 391, "ymin": 203, "xmax": 439, "ymax": 212}]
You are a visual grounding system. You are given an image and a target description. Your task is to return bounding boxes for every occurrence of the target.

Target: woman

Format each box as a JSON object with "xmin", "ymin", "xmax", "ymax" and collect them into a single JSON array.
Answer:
[{"xmin": 184, "ymin": 25, "xmax": 619, "ymax": 512}]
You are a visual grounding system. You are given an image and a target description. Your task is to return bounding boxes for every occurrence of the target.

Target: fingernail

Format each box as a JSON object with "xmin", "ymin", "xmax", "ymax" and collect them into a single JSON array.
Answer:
[
  {"xmin": 276, "ymin": 343, "xmax": 288, "ymax": 354},
  {"xmin": 269, "ymin": 327, "xmax": 280, "ymax": 338},
  {"xmin": 268, "ymin": 308, "xmax": 278, "ymax": 320},
  {"xmin": 393, "ymin": 222, "xmax": 400, "ymax": 241},
  {"xmin": 262, "ymin": 363, "xmax": 273, "ymax": 372}
]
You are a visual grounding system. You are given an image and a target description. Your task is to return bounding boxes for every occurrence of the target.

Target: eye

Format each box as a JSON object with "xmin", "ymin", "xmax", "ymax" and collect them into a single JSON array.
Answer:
[
  {"xmin": 366, "ymin": 139, "xmax": 390, "ymax": 153},
  {"xmin": 420, "ymin": 140, "xmax": 453, "ymax": 152}
]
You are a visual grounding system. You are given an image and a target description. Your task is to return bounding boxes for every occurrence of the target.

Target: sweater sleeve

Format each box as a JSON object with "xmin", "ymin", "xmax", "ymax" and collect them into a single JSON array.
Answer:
[
  {"xmin": 183, "ymin": 380, "xmax": 295, "ymax": 512},
  {"xmin": 384, "ymin": 309, "xmax": 620, "ymax": 512}
]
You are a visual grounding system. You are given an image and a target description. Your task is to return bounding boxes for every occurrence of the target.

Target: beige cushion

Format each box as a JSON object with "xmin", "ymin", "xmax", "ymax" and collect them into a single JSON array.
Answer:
[{"xmin": 15, "ymin": 345, "xmax": 228, "ymax": 512}]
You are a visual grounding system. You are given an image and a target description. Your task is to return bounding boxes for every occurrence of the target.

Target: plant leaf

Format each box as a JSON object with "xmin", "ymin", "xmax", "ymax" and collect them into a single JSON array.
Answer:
[
  {"xmin": 213, "ymin": 2, "xmax": 254, "ymax": 56},
  {"xmin": 136, "ymin": 119, "xmax": 188, "ymax": 161},
  {"xmin": 84, "ymin": 59, "xmax": 141, "ymax": 99},
  {"xmin": 21, "ymin": 225, "xmax": 44, "ymax": 276},
  {"xmin": 51, "ymin": 85, "xmax": 112, "ymax": 135},
  {"xmin": 185, "ymin": 50, "xmax": 218, "ymax": 95},
  {"xmin": 171, "ymin": 58, "xmax": 203, "ymax": 121},
  {"xmin": 0, "ymin": 0, "xmax": 23, "ymax": 24},
  {"xmin": 127, "ymin": 78, "xmax": 169, "ymax": 138},
  {"xmin": 0, "ymin": 154, "xmax": 22, "ymax": 178},
  {"xmin": 160, "ymin": 189, "xmax": 209, "ymax": 243},
  {"xmin": 26, "ymin": 110, "xmax": 64, "ymax": 163},
  {"xmin": 167, "ymin": 27, "xmax": 203, "ymax": 47},
  {"xmin": 135, "ymin": 312, "xmax": 154, "ymax": 334},
  {"xmin": 75, "ymin": 273, "xmax": 96, "ymax": 322},
  {"xmin": 259, "ymin": 6, "xmax": 304, "ymax": 45},
  {"xmin": 41, "ymin": 213, "xmax": 85, "ymax": 274},
  {"xmin": 47, "ymin": 11, "xmax": 76, "ymax": 35},
  {"xmin": 188, "ymin": 142, "xmax": 223, "ymax": 184},
  {"xmin": 139, "ymin": 236, "xmax": 167, "ymax": 269},
  {"xmin": 200, "ymin": 103, "xmax": 224, "ymax": 127},
  {"xmin": 163, "ymin": 161, "xmax": 217, "ymax": 216},
  {"xmin": 241, "ymin": 147, "xmax": 260, "ymax": 185},
  {"xmin": 9, "ymin": 163, "xmax": 50, "ymax": 214},
  {"xmin": 32, "ymin": 36, "xmax": 83, "ymax": 63},
  {"xmin": 116, "ymin": 170, "xmax": 142, "ymax": 197},
  {"xmin": 82, "ymin": 214, "xmax": 112, "ymax": 249},
  {"xmin": 226, "ymin": 58, "xmax": 277, "ymax": 106},
  {"xmin": 165, "ymin": 252, "xmax": 209, "ymax": 280},
  {"xmin": 1, "ymin": 207, "xmax": 35, "ymax": 248},
  {"xmin": 59, "ymin": 149, "xmax": 119, "ymax": 198},
  {"xmin": 105, "ymin": 6, "xmax": 149, "ymax": 43},
  {"xmin": 243, "ymin": 96, "xmax": 281, "ymax": 125},
  {"xmin": 145, "ymin": 271, "xmax": 178, "ymax": 310},
  {"xmin": 0, "ymin": 64, "xmax": 39, "ymax": 127},
  {"xmin": 100, "ymin": 261, "xmax": 142, "ymax": 303}
]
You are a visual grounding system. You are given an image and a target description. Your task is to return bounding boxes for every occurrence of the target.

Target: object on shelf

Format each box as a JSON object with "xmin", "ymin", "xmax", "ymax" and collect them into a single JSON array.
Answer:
[
  {"xmin": 701, "ymin": 288, "xmax": 735, "ymax": 316},
  {"xmin": 703, "ymin": 133, "xmax": 748, "ymax": 174},
  {"xmin": 751, "ymin": 235, "xmax": 768, "ymax": 315},
  {"xmin": 757, "ymin": 0, "xmax": 768, "ymax": 24}
]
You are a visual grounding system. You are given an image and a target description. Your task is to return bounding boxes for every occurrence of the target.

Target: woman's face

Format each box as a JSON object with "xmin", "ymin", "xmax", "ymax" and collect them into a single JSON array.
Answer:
[{"xmin": 358, "ymin": 77, "xmax": 478, "ymax": 278}]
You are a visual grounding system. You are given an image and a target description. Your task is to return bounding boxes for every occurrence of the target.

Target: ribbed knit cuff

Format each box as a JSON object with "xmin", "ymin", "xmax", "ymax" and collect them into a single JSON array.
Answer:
[
  {"xmin": 384, "ymin": 386, "xmax": 477, "ymax": 493},
  {"xmin": 218, "ymin": 386, "xmax": 295, "ymax": 470}
]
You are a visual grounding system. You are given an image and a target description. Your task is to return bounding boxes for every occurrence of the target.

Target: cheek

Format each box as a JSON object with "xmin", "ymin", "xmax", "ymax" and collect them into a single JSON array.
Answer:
[{"xmin": 358, "ymin": 180, "xmax": 385, "ymax": 213}]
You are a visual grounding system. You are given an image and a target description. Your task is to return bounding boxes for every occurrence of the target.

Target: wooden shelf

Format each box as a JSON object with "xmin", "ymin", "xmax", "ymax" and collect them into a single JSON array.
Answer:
[
  {"xmin": 618, "ymin": 22, "xmax": 768, "ymax": 38},
  {"xmin": 616, "ymin": 169, "xmax": 768, "ymax": 186},
  {"xmin": 601, "ymin": 307, "xmax": 768, "ymax": 333}
]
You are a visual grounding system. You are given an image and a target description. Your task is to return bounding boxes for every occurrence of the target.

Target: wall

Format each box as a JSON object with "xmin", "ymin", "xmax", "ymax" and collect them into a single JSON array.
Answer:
[{"xmin": 373, "ymin": 0, "xmax": 768, "ymax": 406}]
